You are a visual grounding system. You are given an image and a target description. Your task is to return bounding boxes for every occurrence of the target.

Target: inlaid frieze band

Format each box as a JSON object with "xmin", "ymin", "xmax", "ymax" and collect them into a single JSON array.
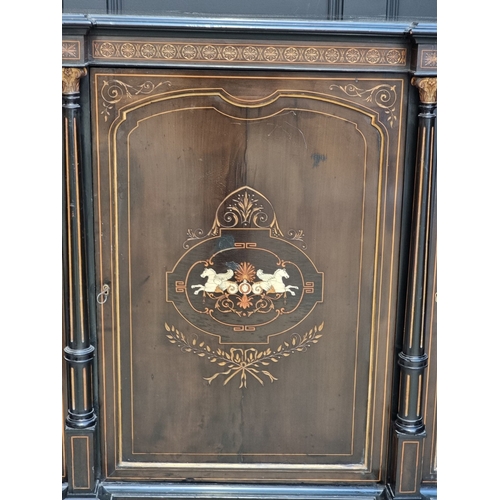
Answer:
[{"xmin": 92, "ymin": 39, "xmax": 407, "ymax": 69}]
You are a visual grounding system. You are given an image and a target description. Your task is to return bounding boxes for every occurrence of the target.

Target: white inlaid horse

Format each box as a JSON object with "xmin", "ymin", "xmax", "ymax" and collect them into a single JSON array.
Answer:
[
  {"xmin": 191, "ymin": 268, "xmax": 235, "ymax": 295},
  {"xmin": 252, "ymin": 268, "xmax": 299, "ymax": 296}
]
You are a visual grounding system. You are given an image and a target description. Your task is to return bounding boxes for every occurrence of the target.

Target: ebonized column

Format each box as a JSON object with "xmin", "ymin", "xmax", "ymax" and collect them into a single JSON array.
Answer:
[
  {"xmin": 63, "ymin": 67, "xmax": 97, "ymax": 495},
  {"xmin": 390, "ymin": 77, "xmax": 437, "ymax": 500}
]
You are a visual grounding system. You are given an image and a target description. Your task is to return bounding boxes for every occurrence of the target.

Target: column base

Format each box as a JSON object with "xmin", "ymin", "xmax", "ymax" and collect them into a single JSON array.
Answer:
[
  {"xmin": 389, "ymin": 426, "xmax": 426, "ymax": 499},
  {"xmin": 65, "ymin": 425, "xmax": 97, "ymax": 496}
]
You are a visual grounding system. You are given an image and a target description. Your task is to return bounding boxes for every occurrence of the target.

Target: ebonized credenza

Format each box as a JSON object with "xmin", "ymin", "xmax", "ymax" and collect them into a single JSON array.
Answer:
[{"xmin": 62, "ymin": 16, "xmax": 437, "ymax": 500}]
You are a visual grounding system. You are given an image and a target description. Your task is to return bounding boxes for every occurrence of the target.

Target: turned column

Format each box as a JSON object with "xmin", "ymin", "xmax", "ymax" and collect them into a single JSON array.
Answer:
[
  {"xmin": 390, "ymin": 77, "xmax": 437, "ymax": 499},
  {"xmin": 63, "ymin": 67, "xmax": 96, "ymax": 494}
]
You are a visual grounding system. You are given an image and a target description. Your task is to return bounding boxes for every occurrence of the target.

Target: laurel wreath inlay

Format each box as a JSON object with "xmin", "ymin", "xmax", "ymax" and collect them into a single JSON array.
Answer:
[
  {"xmin": 165, "ymin": 322, "xmax": 323, "ymax": 388},
  {"xmin": 329, "ymin": 83, "xmax": 398, "ymax": 128}
]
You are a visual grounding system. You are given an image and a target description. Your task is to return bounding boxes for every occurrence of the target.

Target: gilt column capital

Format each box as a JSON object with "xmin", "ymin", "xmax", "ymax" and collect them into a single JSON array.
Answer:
[
  {"xmin": 62, "ymin": 67, "xmax": 87, "ymax": 95},
  {"xmin": 411, "ymin": 77, "xmax": 437, "ymax": 104}
]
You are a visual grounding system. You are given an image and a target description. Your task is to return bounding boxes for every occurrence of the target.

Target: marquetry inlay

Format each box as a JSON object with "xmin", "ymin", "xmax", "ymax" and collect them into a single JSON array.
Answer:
[
  {"xmin": 62, "ymin": 41, "xmax": 81, "ymax": 60},
  {"xmin": 92, "ymin": 39, "xmax": 407, "ymax": 68},
  {"xmin": 165, "ymin": 186, "xmax": 324, "ymax": 387},
  {"xmin": 420, "ymin": 49, "xmax": 437, "ymax": 68}
]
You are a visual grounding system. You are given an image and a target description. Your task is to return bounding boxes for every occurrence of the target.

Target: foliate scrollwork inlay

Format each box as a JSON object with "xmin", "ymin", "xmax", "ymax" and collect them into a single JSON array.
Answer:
[
  {"xmin": 215, "ymin": 190, "xmax": 277, "ymax": 233},
  {"xmin": 100, "ymin": 79, "xmax": 171, "ymax": 121},
  {"xmin": 165, "ymin": 322, "xmax": 323, "ymax": 388},
  {"xmin": 183, "ymin": 228, "xmax": 205, "ymax": 249},
  {"xmin": 62, "ymin": 68, "xmax": 87, "ymax": 95},
  {"xmin": 183, "ymin": 190, "xmax": 308, "ymax": 250},
  {"xmin": 411, "ymin": 77, "xmax": 437, "ymax": 104},
  {"xmin": 329, "ymin": 83, "xmax": 398, "ymax": 128},
  {"xmin": 183, "ymin": 189, "xmax": 283, "ymax": 249},
  {"xmin": 287, "ymin": 229, "xmax": 307, "ymax": 249}
]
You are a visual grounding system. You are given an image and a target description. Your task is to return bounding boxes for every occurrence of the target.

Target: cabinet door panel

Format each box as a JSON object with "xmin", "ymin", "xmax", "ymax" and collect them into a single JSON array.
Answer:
[{"xmin": 92, "ymin": 69, "xmax": 406, "ymax": 482}]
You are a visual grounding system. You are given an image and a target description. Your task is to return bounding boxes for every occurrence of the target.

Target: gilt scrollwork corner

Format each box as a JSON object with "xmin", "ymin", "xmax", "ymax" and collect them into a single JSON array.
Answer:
[
  {"xmin": 100, "ymin": 79, "xmax": 172, "ymax": 121},
  {"xmin": 329, "ymin": 83, "xmax": 398, "ymax": 128},
  {"xmin": 62, "ymin": 68, "xmax": 87, "ymax": 95},
  {"xmin": 411, "ymin": 77, "xmax": 437, "ymax": 104}
]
